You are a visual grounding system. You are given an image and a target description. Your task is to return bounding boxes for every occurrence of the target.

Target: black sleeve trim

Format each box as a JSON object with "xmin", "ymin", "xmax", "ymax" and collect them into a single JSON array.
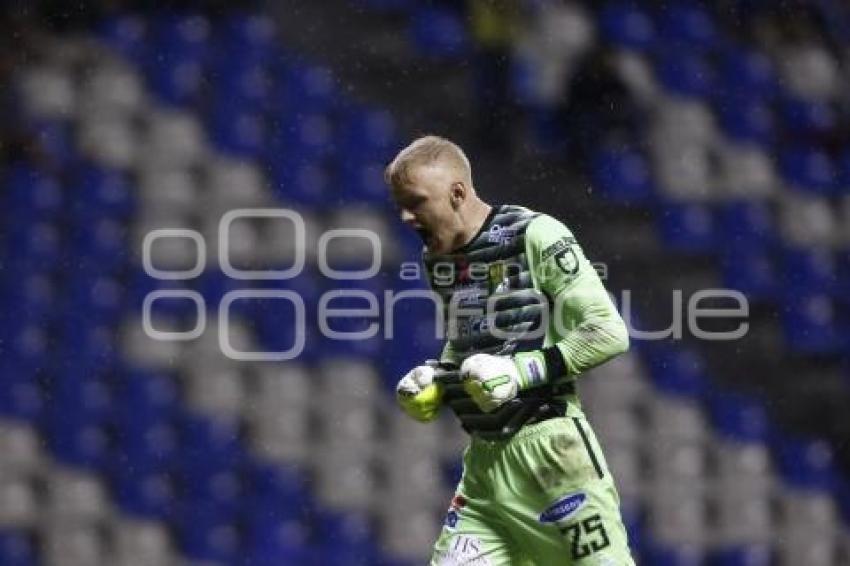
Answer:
[{"xmin": 542, "ymin": 345, "xmax": 567, "ymax": 381}]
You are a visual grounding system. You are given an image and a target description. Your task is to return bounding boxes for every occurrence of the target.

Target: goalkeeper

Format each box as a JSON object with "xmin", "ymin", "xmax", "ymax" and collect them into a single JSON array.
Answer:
[{"xmin": 386, "ymin": 136, "xmax": 635, "ymax": 565}]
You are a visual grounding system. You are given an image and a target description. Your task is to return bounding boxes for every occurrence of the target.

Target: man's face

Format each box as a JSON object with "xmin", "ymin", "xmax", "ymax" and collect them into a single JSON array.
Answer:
[{"xmin": 391, "ymin": 164, "xmax": 462, "ymax": 254}]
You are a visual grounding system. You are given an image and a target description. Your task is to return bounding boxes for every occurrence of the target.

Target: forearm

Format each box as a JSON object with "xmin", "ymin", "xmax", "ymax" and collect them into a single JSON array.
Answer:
[{"xmin": 553, "ymin": 306, "xmax": 629, "ymax": 378}]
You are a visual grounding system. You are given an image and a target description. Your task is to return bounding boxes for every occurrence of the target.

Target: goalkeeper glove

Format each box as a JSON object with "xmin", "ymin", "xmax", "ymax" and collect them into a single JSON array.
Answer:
[
  {"xmin": 460, "ymin": 351, "xmax": 549, "ymax": 413},
  {"xmin": 396, "ymin": 362, "xmax": 444, "ymax": 422}
]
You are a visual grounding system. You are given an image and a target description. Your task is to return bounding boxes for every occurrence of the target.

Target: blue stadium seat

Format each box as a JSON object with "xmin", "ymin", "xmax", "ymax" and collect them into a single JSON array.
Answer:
[
  {"xmin": 70, "ymin": 216, "xmax": 131, "ymax": 272},
  {"xmin": 315, "ymin": 510, "xmax": 378, "ymax": 564},
  {"xmin": 183, "ymin": 466, "xmax": 243, "ymax": 516},
  {"xmin": 716, "ymin": 201, "xmax": 776, "ymax": 248},
  {"xmin": 4, "ymin": 164, "xmax": 64, "ymax": 222},
  {"xmin": 245, "ymin": 459, "xmax": 311, "ymax": 512},
  {"xmin": 120, "ymin": 369, "xmax": 181, "ymax": 422},
  {"xmin": 780, "ymin": 146, "xmax": 839, "ymax": 195},
  {"xmin": 57, "ymin": 317, "xmax": 119, "ymax": 364},
  {"xmin": 273, "ymin": 111, "xmax": 336, "ymax": 161},
  {"xmin": 49, "ymin": 418, "xmax": 112, "ymax": 471},
  {"xmin": 148, "ymin": 53, "xmax": 205, "ymax": 107},
  {"xmin": 657, "ymin": 51, "xmax": 715, "ymax": 98},
  {"xmin": 269, "ymin": 155, "xmax": 332, "ymax": 207},
  {"xmin": 179, "ymin": 415, "xmax": 245, "ymax": 477},
  {"xmin": 210, "ymin": 109, "xmax": 267, "ymax": 158},
  {"xmin": 33, "ymin": 120, "xmax": 76, "ymax": 167},
  {"xmin": 782, "ymin": 247, "xmax": 838, "ymax": 295},
  {"xmin": 719, "ymin": 49, "xmax": 776, "ymax": 99},
  {"xmin": 5, "ymin": 220, "xmax": 63, "ymax": 273},
  {"xmin": 410, "ymin": 7, "xmax": 469, "ymax": 59},
  {"xmin": 773, "ymin": 437, "xmax": 838, "ymax": 492},
  {"xmin": 212, "ymin": 61, "xmax": 272, "ymax": 113},
  {"xmin": 0, "ymin": 371, "xmax": 44, "ymax": 423},
  {"xmin": 117, "ymin": 419, "xmax": 180, "ymax": 475},
  {"xmin": 657, "ymin": 3, "xmax": 719, "ymax": 51},
  {"xmin": 781, "ymin": 98, "xmax": 838, "ymax": 137},
  {"xmin": 153, "ymin": 14, "xmax": 210, "ymax": 62},
  {"xmin": 219, "ymin": 14, "xmax": 277, "ymax": 67},
  {"xmin": 339, "ymin": 106, "xmax": 397, "ymax": 161},
  {"xmin": 0, "ymin": 531, "xmax": 37, "ymax": 566},
  {"xmin": 278, "ymin": 64, "xmax": 337, "ymax": 112},
  {"xmin": 657, "ymin": 202, "xmax": 717, "ymax": 253},
  {"xmin": 73, "ymin": 164, "xmax": 136, "ymax": 220},
  {"xmin": 591, "ymin": 147, "xmax": 654, "ymax": 203},
  {"xmin": 178, "ymin": 502, "xmax": 241, "ymax": 563},
  {"xmin": 599, "ymin": 4, "xmax": 655, "ymax": 51},
  {"xmin": 340, "ymin": 159, "xmax": 391, "ymax": 204},
  {"xmin": 5, "ymin": 271, "xmax": 58, "ymax": 323},
  {"xmin": 242, "ymin": 461, "xmax": 313, "ymax": 565},
  {"xmin": 97, "ymin": 14, "xmax": 148, "ymax": 66},
  {"xmin": 707, "ymin": 392, "xmax": 769, "ymax": 444},
  {"xmin": 720, "ymin": 244, "xmax": 780, "ymax": 301},
  {"xmin": 716, "ymin": 98, "xmax": 775, "ymax": 146},
  {"xmin": 112, "ymin": 466, "xmax": 177, "ymax": 520},
  {"xmin": 782, "ymin": 294, "xmax": 841, "ymax": 354},
  {"xmin": 709, "ymin": 545, "xmax": 772, "ymax": 566},
  {"xmin": 645, "ymin": 346, "xmax": 709, "ymax": 400},
  {"xmin": 53, "ymin": 374, "xmax": 114, "ymax": 423}
]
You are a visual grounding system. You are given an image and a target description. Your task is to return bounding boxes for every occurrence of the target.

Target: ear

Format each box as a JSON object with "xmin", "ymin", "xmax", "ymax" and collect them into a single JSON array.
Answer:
[{"xmin": 449, "ymin": 182, "xmax": 466, "ymax": 209}]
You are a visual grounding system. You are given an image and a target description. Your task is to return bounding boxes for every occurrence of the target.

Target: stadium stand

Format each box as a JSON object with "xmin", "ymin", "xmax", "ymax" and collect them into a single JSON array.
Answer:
[{"xmin": 1, "ymin": 1, "xmax": 849, "ymax": 565}]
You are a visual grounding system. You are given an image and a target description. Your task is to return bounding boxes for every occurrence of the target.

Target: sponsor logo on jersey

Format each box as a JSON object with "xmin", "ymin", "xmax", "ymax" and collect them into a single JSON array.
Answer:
[
  {"xmin": 488, "ymin": 224, "xmax": 516, "ymax": 245},
  {"xmin": 454, "ymin": 284, "xmax": 483, "ymax": 307},
  {"xmin": 444, "ymin": 494, "xmax": 467, "ymax": 530},
  {"xmin": 523, "ymin": 357, "xmax": 544, "ymax": 386},
  {"xmin": 488, "ymin": 261, "xmax": 510, "ymax": 294},
  {"xmin": 540, "ymin": 236, "xmax": 577, "ymax": 262},
  {"xmin": 555, "ymin": 248, "xmax": 579, "ymax": 275},
  {"xmin": 538, "ymin": 491, "xmax": 587, "ymax": 523}
]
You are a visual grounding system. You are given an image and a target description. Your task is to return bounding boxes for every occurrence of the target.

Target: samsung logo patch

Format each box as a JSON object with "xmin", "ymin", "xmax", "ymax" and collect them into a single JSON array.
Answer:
[{"xmin": 538, "ymin": 492, "xmax": 587, "ymax": 523}]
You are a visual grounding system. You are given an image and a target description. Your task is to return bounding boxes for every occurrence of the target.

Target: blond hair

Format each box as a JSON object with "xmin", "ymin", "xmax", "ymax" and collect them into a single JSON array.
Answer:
[{"xmin": 384, "ymin": 135, "xmax": 472, "ymax": 190}]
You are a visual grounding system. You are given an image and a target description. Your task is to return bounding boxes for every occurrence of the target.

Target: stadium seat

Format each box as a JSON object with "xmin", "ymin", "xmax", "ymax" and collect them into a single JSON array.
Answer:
[
  {"xmin": 410, "ymin": 7, "xmax": 469, "ymax": 59},
  {"xmin": 656, "ymin": 52, "xmax": 715, "ymax": 98},
  {"xmin": 709, "ymin": 545, "xmax": 773, "ymax": 566},
  {"xmin": 781, "ymin": 98, "xmax": 838, "ymax": 138},
  {"xmin": 716, "ymin": 98, "xmax": 775, "ymax": 146},
  {"xmin": 782, "ymin": 293, "xmax": 841, "ymax": 354},
  {"xmin": 599, "ymin": 4, "xmax": 655, "ymax": 50},
  {"xmin": 657, "ymin": 202, "xmax": 717, "ymax": 253},
  {"xmin": 708, "ymin": 392, "xmax": 770, "ymax": 444},
  {"xmin": 591, "ymin": 146, "xmax": 654, "ymax": 203},
  {"xmin": 177, "ymin": 501, "xmax": 241, "ymax": 563},
  {"xmin": 718, "ymin": 49, "xmax": 776, "ymax": 100},
  {"xmin": 774, "ymin": 437, "xmax": 839, "ymax": 492},
  {"xmin": 97, "ymin": 14, "xmax": 148, "ymax": 66},
  {"xmin": 210, "ymin": 109, "xmax": 267, "ymax": 158},
  {"xmin": 645, "ymin": 346, "xmax": 709, "ymax": 400},
  {"xmin": 717, "ymin": 201, "xmax": 776, "ymax": 248},
  {"xmin": 657, "ymin": 3, "xmax": 719, "ymax": 51},
  {"xmin": 782, "ymin": 246, "xmax": 838, "ymax": 295},
  {"xmin": 0, "ymin": 531, "xmax": 36, "ymax": 566},
  {"xmin": 780, "ymin": 146, "xmax": 839, "ymax": 195},
  {"xmin": 218, "ymin": 14, "xmax": 277, "ymax": 67}
]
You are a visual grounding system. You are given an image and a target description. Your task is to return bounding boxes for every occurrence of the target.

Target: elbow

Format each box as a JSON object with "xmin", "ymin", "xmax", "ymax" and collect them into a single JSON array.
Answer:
[{"xmin": 609, "ymin": 318, "xmax": 630, "ymax": 357}]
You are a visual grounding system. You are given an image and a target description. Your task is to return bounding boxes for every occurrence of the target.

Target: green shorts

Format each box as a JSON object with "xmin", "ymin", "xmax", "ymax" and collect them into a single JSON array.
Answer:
[{"xmin": 431, "ymin": 415, "xmax": 635, "ymax": 565}]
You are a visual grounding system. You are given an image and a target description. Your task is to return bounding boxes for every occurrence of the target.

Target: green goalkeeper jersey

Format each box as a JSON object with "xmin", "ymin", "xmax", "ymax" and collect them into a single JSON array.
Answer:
[{"xmin": 423, "ymin": 205, "xmax": 629, "ymax": 434}]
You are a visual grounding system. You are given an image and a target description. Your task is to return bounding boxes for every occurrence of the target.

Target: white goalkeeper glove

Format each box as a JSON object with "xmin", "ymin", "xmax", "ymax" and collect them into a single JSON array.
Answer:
[
  {"xmin": 396, "ymin": 362, "xmax": 444, "ymax": 423},
  {"xmin": 460, "ymin": 351, "xmax": 549, "ymax": 413}
]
